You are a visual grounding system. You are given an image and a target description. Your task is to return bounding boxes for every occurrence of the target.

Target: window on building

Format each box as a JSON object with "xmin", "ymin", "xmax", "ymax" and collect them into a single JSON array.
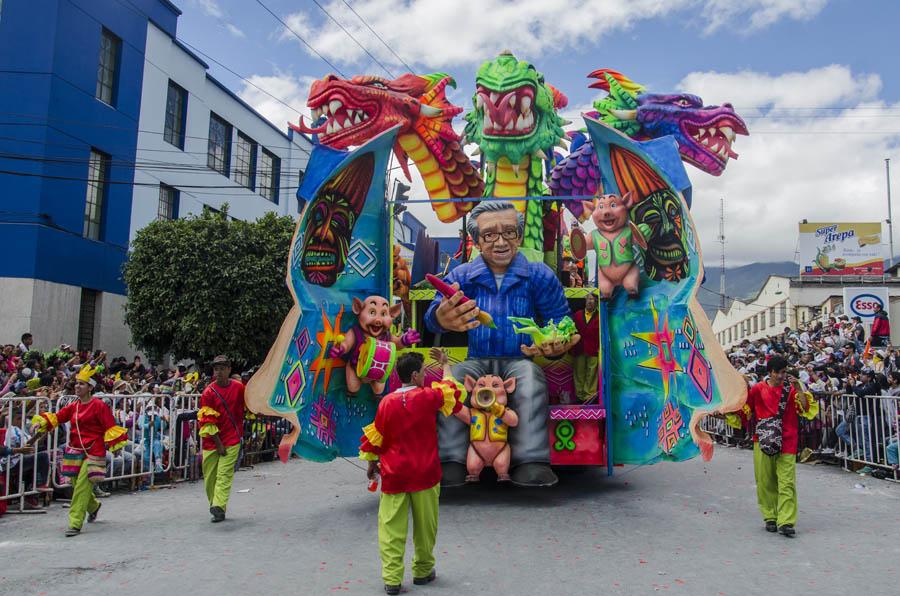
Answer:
[
  {"xmin": 158, "ymin": 184, "xmax": 178, "ymax": 220},
  {"xmin": 769, "ymin": 307, "xmax": 775, "ymax": 327},
  {"xmin": 77, "ymin": 289, "xmax": 99, "ymax": 351},
  {"xmin": 760, "ymin": 312, "xmax": 766, "ymax": 330},
  {"xmin": 752, "ymin": 316, "xmax": 758, "ymax": 333},
  {"xmin": 258, "ymin": 148, "xmax": 280, "ymax": 202},
  {"xmin": 207, "ymin": 113, "xmax": 232, "ymax": 175},
  {"xmin": 95, "ymin": 28, "xmax": 121, "ymax": 106},
  {"xmin": 164, "ymin": 80, "xmax": 187, "ymax": 149},
  {"xmin": 779, "ymin": 301, "xmax": 787, "ymax": 323},
  {"xmin": 83, "ymin": 149, "xmax": 109, "ymax": 240},
  {"xmin": 232, "ymin": 132, "xmax": 257, "ymax": 189}
]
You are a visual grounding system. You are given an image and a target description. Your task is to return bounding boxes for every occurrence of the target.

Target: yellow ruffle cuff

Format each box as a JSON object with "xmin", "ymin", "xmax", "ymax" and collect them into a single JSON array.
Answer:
[
  {"xmin": 197, "ymin": 406, "xmax": 220, "ymax": 424},
  {"xmin": 104, "ymin": 426, "xmax": 128, "ymax": 451},
  {"xmin": 199, "ymin": 423, "xmax": 220, "ymax": 437},
  {"xmin": 358, "ymin": 450, "xmax": 379, "ymax": 462},
  {"xmin": 797, "ymin": 392, "xmax": 819, "ymax": 420},
  {"xmin": 31, "ymin": 412, "xmax": 58, "ymax": 432},
  {"xmin": 432, "ymin": 378, "xmax": 467, "ymax": 417},
  {"xmin": 362, "ymin": 423, "xmax": 383, "ymax": 448}
]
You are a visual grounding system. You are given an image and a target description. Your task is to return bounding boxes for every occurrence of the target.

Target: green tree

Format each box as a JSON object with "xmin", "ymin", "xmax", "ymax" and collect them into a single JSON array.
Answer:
[{"xmin": 124, "ymin": 206, "xmax": 295, "ymax": 367}]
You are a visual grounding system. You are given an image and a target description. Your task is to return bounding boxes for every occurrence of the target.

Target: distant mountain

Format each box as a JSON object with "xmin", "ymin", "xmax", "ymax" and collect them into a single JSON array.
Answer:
[{"xmin": 699, "ymin": 261, "xmax": 798, "ymax": 319}]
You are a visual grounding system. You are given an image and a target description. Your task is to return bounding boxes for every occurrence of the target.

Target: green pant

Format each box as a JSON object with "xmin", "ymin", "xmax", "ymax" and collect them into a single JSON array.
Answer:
[
  {"xmin": 378, "ymin": 483, "xmax": 440, "ymax": 585},
  {"xmin": 573, "ymin": 355, "xmax": 599, "ymax": 402},
  {"xmin": 69, "ymin": 459, "xmax": 100, "ymax": 530},
  {"xmin": 753, "ymin": 443, "xmax": 798, "ymax": 527},
  {"xmin": 202, "ymin": 444, "xmax": 240, "ymax": 510}
]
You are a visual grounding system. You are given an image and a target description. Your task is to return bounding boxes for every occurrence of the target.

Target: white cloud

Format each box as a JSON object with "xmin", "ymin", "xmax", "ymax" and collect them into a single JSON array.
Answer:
[
  {"xmin": 275, "ymin": 0, "xmax": 832, "ymax": 69},
  {"xmin": 702, "ymin": 0, "xmax": 828, "ymax": 33},
  {"xmin": 196, "ymin": 0, "xmax": 224, "ymax": 19},
  {"xmin": 224, "ymin": 23, "xmax": 246, "ymax": 38},
  {"xmin": 680, "ymin": 66, "xmax": 899, "ymax": 266},
  {"xmin": 236, "ymin": 73, "xmax": 316, "ymax": 130},
  {"xmin": 194, "ymin": 0, "xmax": 246, "ymax": 39}
]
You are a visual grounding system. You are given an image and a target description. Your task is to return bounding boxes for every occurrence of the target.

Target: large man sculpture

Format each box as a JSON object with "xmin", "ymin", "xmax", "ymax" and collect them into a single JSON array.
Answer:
[{"xmin": 425, "ymin": 201, "xmax": 578, "ymax": 487}]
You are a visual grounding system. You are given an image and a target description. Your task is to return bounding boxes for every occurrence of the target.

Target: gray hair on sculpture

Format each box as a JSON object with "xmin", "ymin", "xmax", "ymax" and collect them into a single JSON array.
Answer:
[{"xmin": 466, "ymin": 201, "xmax": 524, "ymax": 243}]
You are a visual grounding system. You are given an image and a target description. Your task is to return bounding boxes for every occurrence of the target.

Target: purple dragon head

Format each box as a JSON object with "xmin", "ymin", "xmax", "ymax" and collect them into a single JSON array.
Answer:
[{"xmin": 633, "ymin": 93, "xmax": 749, "ymax": 177}]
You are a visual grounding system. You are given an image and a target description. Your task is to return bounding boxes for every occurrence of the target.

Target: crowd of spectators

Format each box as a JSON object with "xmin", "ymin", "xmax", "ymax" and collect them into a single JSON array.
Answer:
[
  {"xmin": 724, "ymin": 310, "xmax": 899, "ymax": 475},
  {"xmin": 1, "ymin": 333, "xmax": 223, "ymax": 510},
  {"xmin": 0, "ymin": 333, "xmax": 230, "ymax": 399}
]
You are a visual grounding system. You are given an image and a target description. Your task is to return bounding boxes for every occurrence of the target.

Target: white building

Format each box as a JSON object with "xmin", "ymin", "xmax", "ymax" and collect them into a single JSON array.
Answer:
[
  {"xmin": 131, "ymin": 22, "xmax": 311, "ymax": 236},
  {"xmin": 713, "ymin": 274, "xmax": 900, "ymax": 348}
]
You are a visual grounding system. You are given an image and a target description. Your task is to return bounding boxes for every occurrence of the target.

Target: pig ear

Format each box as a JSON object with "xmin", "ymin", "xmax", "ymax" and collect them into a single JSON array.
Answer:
[
  {"xmin": 582, "ymin": 199, "xmax": 595, "ymax": 214},
  {"xmin": 503, "ymin": 376, "xmax": 516, "ymax": 394},
  {"xmin": 389, "ymin": 302, "xmax": 402, "ymax": 318},
  {"xmin": 352, "ymin": 296, "xmax": 364, "ymax": 315},
  {"xmin": 464, "ymin": 375, "xmax": 477, "ymax": 393},
  {"xmin": 622, "ymin": 190, "xmax": 635, "ymax": 207}
]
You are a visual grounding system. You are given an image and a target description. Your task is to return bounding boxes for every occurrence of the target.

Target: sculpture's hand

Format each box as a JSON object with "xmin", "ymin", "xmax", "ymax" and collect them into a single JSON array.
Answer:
[{"xmin": 434, "ymin": 283, "xmax": 481, "ymax": 332}]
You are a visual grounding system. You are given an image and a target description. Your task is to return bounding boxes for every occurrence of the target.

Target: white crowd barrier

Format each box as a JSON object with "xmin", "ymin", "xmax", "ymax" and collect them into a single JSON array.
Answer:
[
  {"xmin": 1, "ymin": 396, "xmax": 53, "ymax": 513},
  {"xmin": 702, "ymin": 393, "xmax": 900, "ymax": 482},
  {"xmin": 2, "ymin": 392, "xmax": 294, "ymax": 513}
]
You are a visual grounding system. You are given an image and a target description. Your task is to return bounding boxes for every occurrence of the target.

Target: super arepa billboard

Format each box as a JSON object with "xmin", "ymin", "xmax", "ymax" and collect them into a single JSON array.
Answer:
[{"xmin": 799, "ymin": 222, "xmax": 884, "ymax": 276}]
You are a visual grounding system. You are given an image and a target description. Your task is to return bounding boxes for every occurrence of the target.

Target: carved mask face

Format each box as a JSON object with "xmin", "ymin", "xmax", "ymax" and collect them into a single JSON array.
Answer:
[
  {"xmin": 632, "ymin": 189, "xmax": 688, "ymax": 281},
  {"xmin": 300, "ymin": 153, "xmax": 374, "ymax": 286}
]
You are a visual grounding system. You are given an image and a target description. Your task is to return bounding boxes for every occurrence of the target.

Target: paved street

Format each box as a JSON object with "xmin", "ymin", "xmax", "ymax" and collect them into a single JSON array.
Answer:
[{"xmin": 1, "ymin": 447, "xmax": 898, "ymax": 596}]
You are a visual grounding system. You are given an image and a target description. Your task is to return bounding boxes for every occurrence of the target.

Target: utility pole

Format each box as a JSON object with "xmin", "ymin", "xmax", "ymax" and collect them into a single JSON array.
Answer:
[
  {"xmin": 718, "ymin": 197, "xmax": 726, "ymax": 310},
  {"xmin": 887, "ymin": 158, "xmax": 894, "ymax": 269}
]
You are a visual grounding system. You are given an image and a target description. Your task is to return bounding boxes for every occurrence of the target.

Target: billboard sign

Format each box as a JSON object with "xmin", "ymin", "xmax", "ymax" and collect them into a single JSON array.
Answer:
[
  {"xmin": 842, "ymin": 287, "xmax": 888, "ymax": 324},
  {"xmin": 798, "ymin": 222, "xmax": 883, "ymax": 276}
]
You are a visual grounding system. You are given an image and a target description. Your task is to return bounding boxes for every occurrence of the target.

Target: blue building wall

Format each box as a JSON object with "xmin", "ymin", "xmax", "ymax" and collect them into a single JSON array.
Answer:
[{"xmin": 0, "ymin": 0, "xmax": 180, "ymax": 295}]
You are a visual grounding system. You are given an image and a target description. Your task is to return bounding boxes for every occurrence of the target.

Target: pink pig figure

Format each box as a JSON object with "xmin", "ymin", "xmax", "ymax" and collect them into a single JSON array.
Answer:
[
  {"xmin": 582, "ymin": 191, "xmax": 648, "ymax": 300},
  {"xmin": 454, "ymin": 374, "xmax": 519, "ymax": 483},
  {"xmin": 328, "ymin": 295, "xmax": 420, "ymax": 395}
]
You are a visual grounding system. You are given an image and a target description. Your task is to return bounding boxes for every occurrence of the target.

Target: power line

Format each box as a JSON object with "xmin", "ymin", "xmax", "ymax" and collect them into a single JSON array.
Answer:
[
  {"xmin": 311, "ymin": 0, "xmax": 396, "ymax": 79},
  {"xmin": 253, "ymin": 0, "xmax": 347, "ymax": 78},
  {"xmin": 339, "ymin": 0, "xmax": 415, "ymax": 74}
]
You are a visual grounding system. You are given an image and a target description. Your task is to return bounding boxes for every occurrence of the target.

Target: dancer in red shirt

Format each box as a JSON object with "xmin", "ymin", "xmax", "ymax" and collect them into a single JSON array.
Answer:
[
  {"xmin": 359, "ymin": 349, "xmax": 466, "ymax": 595},
  {"xmin": 198, "ymin": 355, "xmax": 245, "ymax": 523},
  {"xmin": 729, "ymin": 355, "xmax": 817, "ymax": 537},
  {"xmin": 30, "ymin": 364, "xmax": 127, "ymax": 537}
]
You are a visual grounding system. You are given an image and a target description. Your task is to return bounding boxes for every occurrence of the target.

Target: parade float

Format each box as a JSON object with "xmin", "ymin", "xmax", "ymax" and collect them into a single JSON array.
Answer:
[{"xmin": 246, "ymin": 53, "xmax": 750, "ymax": 478}]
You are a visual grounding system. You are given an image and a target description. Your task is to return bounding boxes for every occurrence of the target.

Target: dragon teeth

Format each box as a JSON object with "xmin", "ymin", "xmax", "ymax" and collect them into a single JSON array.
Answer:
[
  {"xmin": 476, "ymin": 95, "xmax": 484, "ymax": 109},
  {"xmin": 720, "ymin": 126, "xmax": 735, "ymax": 142},
  {"xmin": 326, "ymin": 120, "xmax": 334, "ymax": 135},
  {"xmin": 354, "ymin": 112, "xmax": 362, "ymax": 124},
  {"xmin": 508, "ymin": 95, "xmax": 516, "ymax": 108},
  {"xmin": 521, "ymin": 96, "xmax": 531, "ymax": 112},
  {"xmin": 490, "ymin": 91, "xmax": 499, "ymax": 104},
  {"xmin": 344, "ymin": 118, "xmax": 352, "ymax": 128},
  {"xmin": 329, "ymin": 100, "xmax": 342, "ymax": 115}
]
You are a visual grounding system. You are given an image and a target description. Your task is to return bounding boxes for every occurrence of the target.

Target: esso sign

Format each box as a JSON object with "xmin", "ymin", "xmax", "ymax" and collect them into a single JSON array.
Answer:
[{"xmin": 850, "ymin": 294, "xmax": 884, "ymax": 318}]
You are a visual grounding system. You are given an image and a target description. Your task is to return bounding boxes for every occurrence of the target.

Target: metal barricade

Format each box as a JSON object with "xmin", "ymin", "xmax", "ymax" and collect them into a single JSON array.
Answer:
[
  {"xmin": 1, "ymin": 396, "xmax": 52, "ymax": 513},
  {"xmin": 822, "ymin": 394, "xmax": 900, "ymax": 481},
  {"xmin": 49, "ymin": 393, "xmax": 203, "ymax": 491}
]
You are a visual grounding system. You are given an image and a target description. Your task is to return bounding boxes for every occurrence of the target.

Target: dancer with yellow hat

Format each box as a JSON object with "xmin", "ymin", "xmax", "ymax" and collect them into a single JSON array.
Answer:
[{"xmin": 29, "ymin": 363, "xmax": 128, "ymax": 537}]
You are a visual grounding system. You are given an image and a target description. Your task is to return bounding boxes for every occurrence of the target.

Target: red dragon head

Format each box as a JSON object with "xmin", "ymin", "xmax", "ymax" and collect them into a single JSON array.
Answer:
[{"xmin": 291, "ymin": 73, "xmax": 464, "ymax": 179}]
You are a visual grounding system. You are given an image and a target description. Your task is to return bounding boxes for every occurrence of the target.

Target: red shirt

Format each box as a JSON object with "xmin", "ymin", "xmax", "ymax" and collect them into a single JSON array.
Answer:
[
  {"xmin": 55, "ymin": 398, "xmax": 121, "ymax": 457},
  {"xmin": 746, "ymin": 382, "xmax": 805, "ymax": 455},
  {"xmin": 200, "ymin": 381, "xmax": 246, "ymax": 450},
  {"xmin": 361, "ymin": 386, "xmax": 448, "ymax": 494},
  {"xmin": 572, "ymin": 309, "xmax": 599, "ymax": 356}
]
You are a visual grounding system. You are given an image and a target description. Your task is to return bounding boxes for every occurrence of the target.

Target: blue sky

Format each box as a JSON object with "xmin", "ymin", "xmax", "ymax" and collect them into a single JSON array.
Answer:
[{"xmin": 171, "ymin": 0, "xmax": 900, "ymax": 264}]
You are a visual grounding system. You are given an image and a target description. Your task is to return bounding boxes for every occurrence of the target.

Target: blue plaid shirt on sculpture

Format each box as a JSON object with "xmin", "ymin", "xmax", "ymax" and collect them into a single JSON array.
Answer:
[{"xmin": 424, "ymin": 253, "xmax": 571, "ymax": 358}]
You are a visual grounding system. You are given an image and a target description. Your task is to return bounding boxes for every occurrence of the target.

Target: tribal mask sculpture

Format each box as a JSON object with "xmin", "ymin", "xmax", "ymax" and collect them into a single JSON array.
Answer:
[
  {"xmin": 300, "ymin": 152, "xmax": 374, "ymax": 286},
  {"xmin": 631, "ymin": 188, "xmax": 689, "ymax": 282}
]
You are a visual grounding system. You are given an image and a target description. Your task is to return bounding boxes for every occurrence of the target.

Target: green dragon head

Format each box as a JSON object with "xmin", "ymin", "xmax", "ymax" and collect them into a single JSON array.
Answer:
[{"xmin": 464, "ymin": 51, "xmax": 568, "ymax": 166}]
